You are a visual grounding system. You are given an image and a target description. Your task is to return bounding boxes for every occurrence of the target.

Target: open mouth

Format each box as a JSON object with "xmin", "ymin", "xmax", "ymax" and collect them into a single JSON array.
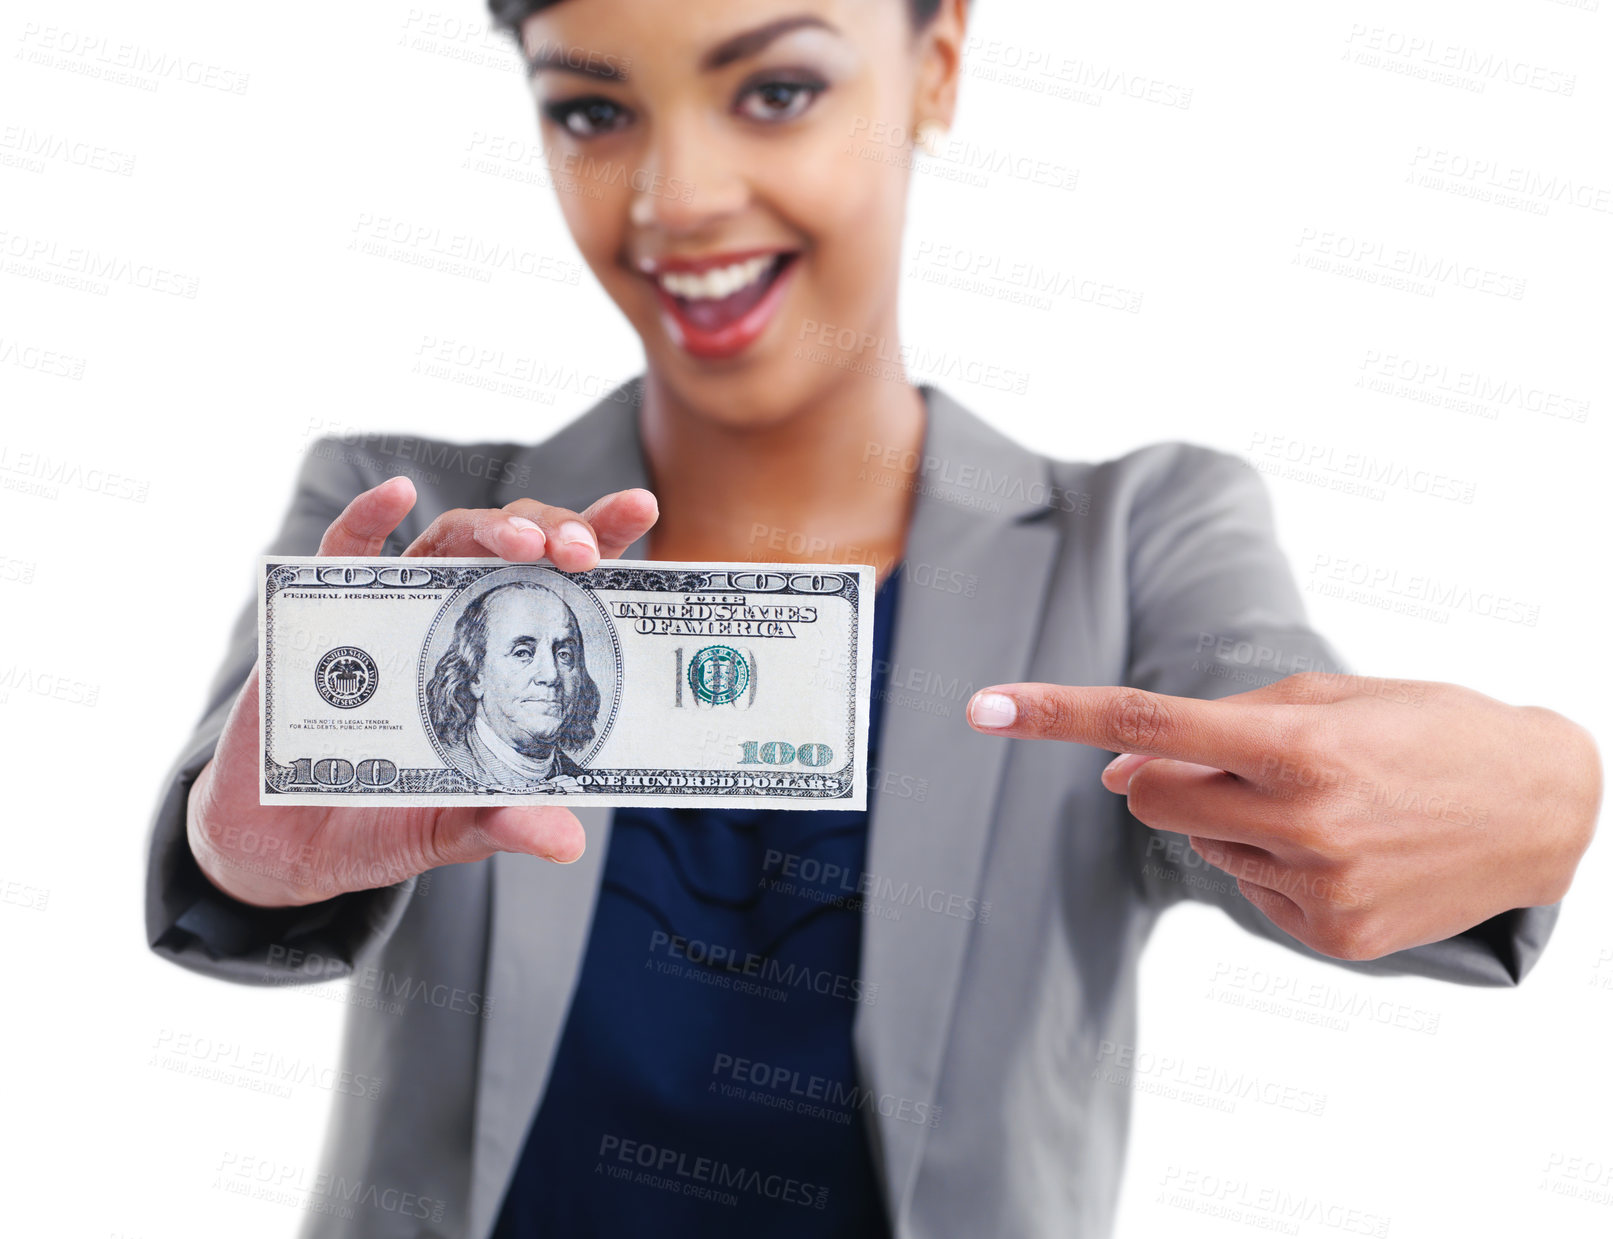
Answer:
[{"xmin": 649, "ymin": 252, "xmax": 800, "ymax": 361}]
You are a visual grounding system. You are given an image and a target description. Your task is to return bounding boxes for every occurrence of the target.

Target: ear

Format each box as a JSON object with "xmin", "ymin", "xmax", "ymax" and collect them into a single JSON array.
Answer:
[{"xmin": 913, "ymin": 0, "xmax": 970, "ymax": 133}]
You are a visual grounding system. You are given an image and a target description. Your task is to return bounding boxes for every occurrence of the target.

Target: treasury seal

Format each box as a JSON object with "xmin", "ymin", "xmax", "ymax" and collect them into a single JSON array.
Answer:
[
  {"xmin": 687, "ymin": 645, "xmax": 750, "ymax": 706},
  {"xmin": 316, "ymin": 646, "xmax": 379, "ymax": 709}
]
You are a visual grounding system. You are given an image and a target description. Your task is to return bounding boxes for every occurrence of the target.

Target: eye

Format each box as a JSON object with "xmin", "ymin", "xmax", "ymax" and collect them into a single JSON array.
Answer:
[
  {"xmin": 512, "ymin": 643, "xmax": 534, "ymax": 662},
  {"xmin": 555, "ymin": 644, "xmax": 577, "ymax": 668},
  {"xmin": 542, "ymin": 96, "xmax": 632, "ymax": 139},
  {"xmin": 736, "ymin": 76, "xmax": 827, "ymax": 124}
]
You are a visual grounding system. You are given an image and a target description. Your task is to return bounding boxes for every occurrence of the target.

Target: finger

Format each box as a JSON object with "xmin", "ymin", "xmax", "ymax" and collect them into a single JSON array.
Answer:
[
  {"xmin": 1186, "ymin": 836, "xmax": 1289, "ymax": 888},
  {"xmin": 579, "ymin": 488, "xmax": 659, "ymax": 559},
  {"xmin": 402, "ymin": 505, "xmax": 547, "ymax": 562},
  {"xmin": 1235, "ymin": 671, "xmax": 1435, "ymax": 712},
  {"xmin": 1120, "ymin": 757, "xmax": 1289, "ymax": 850},
  {"xmin": 1233, "ymin": 672, "xmax": 1358, "ymax": 707},
  {"xmin": 425, "ymin": 805, "xmax": 586, "ymax": 868},
  {"xmin": 400, "ymin": 491, "xmax": 658, "ymax": 568},
  {"xmin": 402, "ymin": 500, "xmax": 594, "ymax": 567},
  {"xmin": 1101, "ymin": 752, "xmax": 1160, "ymax": 794},
  {"xmin": 968, "ymin": 682, "xmax": 1301, "ymax": 780},
  {"xmin": 317, "ymin": 476, "xmax": 417, "ymax": 556},
  {"xmin": 1183, "ymin": 836, "xmax": 1321, "ymax": 918},
  {"xmin": 501, "ymin": 499, "xmax": 601, "ymax": 571},
  {"xmin": 1188, "ymin": 836, "xmax": 1373, "ymax": 916},
  {"xmin": 1231, "ymin": 875, "xmax": 1307, "ymax": 936}
]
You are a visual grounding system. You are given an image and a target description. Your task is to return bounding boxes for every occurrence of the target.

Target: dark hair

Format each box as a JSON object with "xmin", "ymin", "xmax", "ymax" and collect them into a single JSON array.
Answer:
[
  {"xmin": 426, "ymin": 582, "xmax": 601, "ymax": 751},
  {"xmin": 488, "ymin": 0, "xmax": 945, "ymax": 35}
]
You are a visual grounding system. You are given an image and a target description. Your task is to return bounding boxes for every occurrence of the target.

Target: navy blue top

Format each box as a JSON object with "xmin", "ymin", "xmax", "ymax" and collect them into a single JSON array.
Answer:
[{"xmin": 491, "ymin": 569, "xmax": 902, "ymax": 1238}]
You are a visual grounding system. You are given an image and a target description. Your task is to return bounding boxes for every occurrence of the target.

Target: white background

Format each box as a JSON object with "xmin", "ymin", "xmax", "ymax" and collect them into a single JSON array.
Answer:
[{"xmin": 2, "ymin": 0, "xmax": 1610, "ymax": 1235}]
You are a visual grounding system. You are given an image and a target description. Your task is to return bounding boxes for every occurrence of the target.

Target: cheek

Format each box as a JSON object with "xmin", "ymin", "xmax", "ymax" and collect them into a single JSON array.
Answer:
[
  {"xmin": 556, "ymin": 171, "xmax": 633, "ymax": 279},
  {"xmin": 559, "ymin": 189, "xmax": 612, "ymax": 257},
  {"xmin": 797, "ymin": 100, "xmax": 897, "ymax": 230},
  {"xmin": 479, "ymin": 666, "xmax": 504, "ymax": 699},
  {"xmin": 820, "ymin": 174, "xmax": 900, "ymax": 279},
  {"xmin": 771, "ymin": 124, "xmax": 907, "ymax": 310}
]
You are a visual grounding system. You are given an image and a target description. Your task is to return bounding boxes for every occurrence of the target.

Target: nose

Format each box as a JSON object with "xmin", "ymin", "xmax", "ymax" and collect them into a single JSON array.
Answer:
[
  {"xmin": 629, "ymin": 110, "xmax": 748, "ymax": 234},
  {"xmin": 527, "ymin": 645, "xmax": 560, "ymax": 684}
]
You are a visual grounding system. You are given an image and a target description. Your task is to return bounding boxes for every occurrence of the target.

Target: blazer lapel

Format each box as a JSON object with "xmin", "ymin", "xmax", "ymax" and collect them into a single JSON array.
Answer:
[
  {"xmin": 470, "ymin": 376, "xmax": 649, "ymax": 1238},
  {"xmin": 855, "ymin": 387, "xmax": 1062, "ymax": 1225},
  {"xmin": 471, "ymin": 812, "xmax": 613, "ymax": 1238}
]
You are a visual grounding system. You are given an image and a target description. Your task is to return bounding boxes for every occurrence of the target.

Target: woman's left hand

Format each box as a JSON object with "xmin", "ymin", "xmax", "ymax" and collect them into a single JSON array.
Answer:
[{"xmin": 966, "ymin": 673, "xmax": 1601, "ymax": 961}]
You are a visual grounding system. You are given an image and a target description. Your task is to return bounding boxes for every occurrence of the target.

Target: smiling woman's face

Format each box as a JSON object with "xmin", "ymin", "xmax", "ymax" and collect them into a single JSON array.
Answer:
[{"xmin": 520, "ymin": 0, "xmax": 960, "ymax": 428}]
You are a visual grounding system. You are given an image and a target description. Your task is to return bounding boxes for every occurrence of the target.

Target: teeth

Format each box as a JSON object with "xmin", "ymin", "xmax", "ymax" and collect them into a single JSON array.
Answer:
[{"xmin": 658, "ymin": 255, "xmax": 776, "ymax": 300}]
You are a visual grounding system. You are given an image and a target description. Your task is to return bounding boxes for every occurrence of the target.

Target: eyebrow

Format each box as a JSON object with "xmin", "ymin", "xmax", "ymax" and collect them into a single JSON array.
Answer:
[
  {"xmin": 701, "ymin": 15, "xmax": 839, "ymax": 71},
  {"xmin": 525, "ymin": 14, "xmax": 838, "ymax": 82}
]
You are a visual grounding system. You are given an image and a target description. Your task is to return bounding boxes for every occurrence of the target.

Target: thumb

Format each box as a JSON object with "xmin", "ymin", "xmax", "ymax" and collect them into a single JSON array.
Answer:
[{"xmin": 426, "ymin": 805, "xmax": 587, "ymax": 868}]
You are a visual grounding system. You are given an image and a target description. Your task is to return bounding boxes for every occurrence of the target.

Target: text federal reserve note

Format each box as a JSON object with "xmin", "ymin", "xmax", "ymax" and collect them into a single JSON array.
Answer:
[{"xmin": 258, "ymin": 558, "xmax": 872, "ymax": 809}]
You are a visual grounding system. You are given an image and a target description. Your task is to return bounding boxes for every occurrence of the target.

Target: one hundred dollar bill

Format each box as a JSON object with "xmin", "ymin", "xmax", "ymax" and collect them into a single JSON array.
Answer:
[{"xmin": 258, "ymin": 558, "xmax": 873, "ymax": 809}]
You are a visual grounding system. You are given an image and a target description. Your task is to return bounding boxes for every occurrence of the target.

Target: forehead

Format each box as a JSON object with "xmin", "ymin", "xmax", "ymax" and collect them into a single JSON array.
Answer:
[{"xmin": 483, "ymin": 588, "xmax": 575, "ymax": 634}]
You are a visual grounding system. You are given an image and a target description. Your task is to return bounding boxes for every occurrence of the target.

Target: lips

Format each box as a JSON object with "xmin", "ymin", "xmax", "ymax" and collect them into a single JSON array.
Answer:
[{"xmin": 647, "ymin": 251, "xmax": 800, "ymax": 361}]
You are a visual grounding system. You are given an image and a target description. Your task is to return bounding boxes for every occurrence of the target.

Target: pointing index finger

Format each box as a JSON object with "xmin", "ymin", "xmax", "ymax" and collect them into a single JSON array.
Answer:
[{"xmin": 967, "ymin": 682, "xmax": 1294, "ymax": 780}]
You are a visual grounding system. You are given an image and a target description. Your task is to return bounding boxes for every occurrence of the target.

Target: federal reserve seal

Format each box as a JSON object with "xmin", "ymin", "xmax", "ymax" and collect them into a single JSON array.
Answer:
[
  {"xmin": 687, "ymin": 645, "xmax": 750, "ymax": 706},
  {"xmin": 316, "ymin": 646, "xmax": 379, "ymax": 709}
]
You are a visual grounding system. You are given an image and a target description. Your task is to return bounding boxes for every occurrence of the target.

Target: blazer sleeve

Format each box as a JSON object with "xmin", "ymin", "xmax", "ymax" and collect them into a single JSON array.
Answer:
[
  {"xmin": 142, "ymin": 439, "xmax": 419, "ymax": 986},
  {"xmin": 1119, "ymin": 442, "xmax": 1559, "ymax": 986}
]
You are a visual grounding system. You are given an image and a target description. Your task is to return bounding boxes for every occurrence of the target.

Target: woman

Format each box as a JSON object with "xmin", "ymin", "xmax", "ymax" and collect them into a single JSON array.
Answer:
[{"xmin": 146, "ymin": 1, "xmax": 1601, "ymax": 1236}]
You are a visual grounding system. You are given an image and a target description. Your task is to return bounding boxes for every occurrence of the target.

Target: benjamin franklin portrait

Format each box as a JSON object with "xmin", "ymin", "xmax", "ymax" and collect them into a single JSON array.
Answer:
[{"xmin": 424, "ymin": 581, "xmax": 602, "ymax": 789}]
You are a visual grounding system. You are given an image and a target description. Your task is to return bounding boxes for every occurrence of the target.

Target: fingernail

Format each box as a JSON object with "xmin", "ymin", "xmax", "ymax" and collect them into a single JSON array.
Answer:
[
  {"xmin": 557, "ymin": 520, "xmax": 596, "ymax": 552},
  {"xmin": 1104, "ymin": 753, "xmax": 1132, "ymax": 776},
  {"xmin": 969, "ymin": 692, "xmax": 1017, "ymax": 729},
  {"xmin": 507, "ymin": 516, "xmax": 542, "ymax": 536}
]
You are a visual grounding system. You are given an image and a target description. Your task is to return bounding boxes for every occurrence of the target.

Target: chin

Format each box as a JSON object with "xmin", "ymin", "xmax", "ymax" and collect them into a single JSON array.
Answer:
[
  {"xmin": 649, "ymin": 347, "xmax": 840, "ymax": 432},
  {"xmin": 515, "ymin": 713, "xmax": 564, "ymax": 738}
]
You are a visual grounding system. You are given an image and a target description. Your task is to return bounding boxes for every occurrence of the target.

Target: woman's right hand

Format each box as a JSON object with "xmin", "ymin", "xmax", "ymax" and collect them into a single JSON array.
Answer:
[{"xmin": 186, "ymin": 476, "xmax": 661, "ymax": 908}]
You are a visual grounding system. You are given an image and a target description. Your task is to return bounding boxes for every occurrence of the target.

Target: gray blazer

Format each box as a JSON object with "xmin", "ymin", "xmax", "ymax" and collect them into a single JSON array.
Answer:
[{"xmin": 145, "ymin": 375, "xmax": 1558, "ymax": 1239}]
